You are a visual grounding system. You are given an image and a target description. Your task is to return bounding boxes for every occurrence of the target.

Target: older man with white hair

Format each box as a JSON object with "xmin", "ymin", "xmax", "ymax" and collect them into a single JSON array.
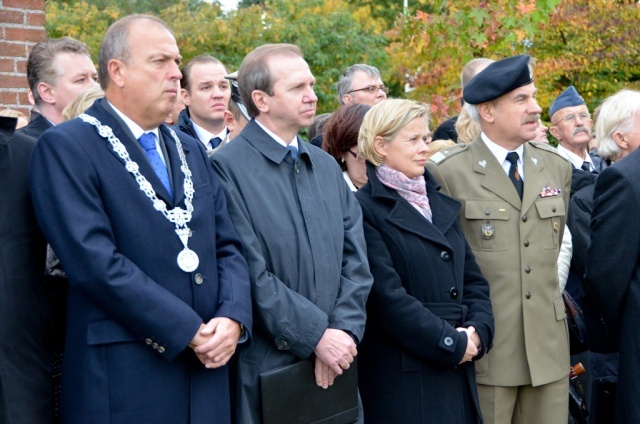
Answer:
[{"xmin": 585, "ymin": 89, "xmax": 640, "ymax": 424}]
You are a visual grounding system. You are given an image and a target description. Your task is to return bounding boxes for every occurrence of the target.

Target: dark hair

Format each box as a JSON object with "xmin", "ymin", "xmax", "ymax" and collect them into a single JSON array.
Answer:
[
  {"xmin": 180, "ymin": 55, "xmax": 227, "ymax": 93},
  {"xmin": 238, "ymin": 44, "xmax": 303, "ymax": 118},
  {"xmin": 322, "ymin": 104, "xmax": 370, "ymax": 171},
  {"xmin": 308, "ymin": 113, "xmax": 332, "ymax": 141},
  {"xmin": 27, "ymin": 37, "xmax": 91, "ymax": 105}
]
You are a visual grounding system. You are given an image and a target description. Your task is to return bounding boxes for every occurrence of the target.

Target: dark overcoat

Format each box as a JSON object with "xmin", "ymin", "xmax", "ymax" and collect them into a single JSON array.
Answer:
[
  {"xmin": 29, "ymin": 99, "xmax": 252, "ymax": 424},
  {"xmin": 0, "ymin": 118, "xmax": 52, "ymax": 423},
  {"xmin": 585, "ymin": 147, "xmax": 640, "ymax": 423},
  {"xmin": 18, "ymin": 110, "xmax": 53, "ymax": 140},
  {"xmin": 355, "ymin": 163, "xmax": 494, "ymax": 424}
]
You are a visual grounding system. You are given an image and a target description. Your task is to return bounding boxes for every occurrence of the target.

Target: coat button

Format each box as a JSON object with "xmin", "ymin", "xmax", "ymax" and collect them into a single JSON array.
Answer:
[
  {"xmin": 145, "ymin": 338, "xmax": 152, "ymax": 345},
  {"xmin": 440, "ymin": 251, "xmax": 451, "ymax": 261},
  {"xmin": 158, "ymin": 346, "xmax": 165, "ymax": 354},
  {"xmin": 194, "ymin": 273, "xmax": 204, "ymax": 285},
  {"xmin": 276, "ymin": 340, "xmax": 288, "ymax": 349},
  {"xmin": 449, "ymin": 287, "xmax": 459, "ymax": 299},
  {"xmin": 444, "ymin": 337, "xmax": 454, "ymax": 346},
  {"xmin": 525, "ymin": 266, "xmax": 531, "ymax": 273},
  {"xmin": 522, "ymin": 215, "xmax": 528, "ymax": 222},
  {"xmin": 526, "ymin": 291, "xmax": 532, "ymax": 299},
  {"xmin": 152, "ymin": 342, "xmax": 159, "ymax": 350},
  {"xmin": 523, "ymin": 240, "xmax": 529, "ymax": 247}
]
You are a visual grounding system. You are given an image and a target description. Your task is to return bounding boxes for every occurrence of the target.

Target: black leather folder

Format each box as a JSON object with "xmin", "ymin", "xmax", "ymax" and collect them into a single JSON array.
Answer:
[{"xmin": 260, "ymin": 358, "xmax": 358, "ymax": 424}]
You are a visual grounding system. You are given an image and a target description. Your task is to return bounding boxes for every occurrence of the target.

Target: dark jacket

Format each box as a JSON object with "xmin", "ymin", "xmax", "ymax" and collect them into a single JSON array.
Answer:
[
  {"xmin": 29, "ymin": 99, "xmax": 252, "ymax": 424},
  {"xmin": 586, "ymin": 148, "xmax": 640, "ymax": 422},
  {"xmin": 174, "ymin": 107, "xmax": 198, "ymax": 140},
  {"xmin": 355, "ymin": 162, "xmax": 494, "ymax": 424},
  {"xmin": 18, "ymin": 110, "xmax": 53, "ymax": 139},
  {"xmin": 0, "ymin": 117, "xmax": 52, "ymax": 423}
]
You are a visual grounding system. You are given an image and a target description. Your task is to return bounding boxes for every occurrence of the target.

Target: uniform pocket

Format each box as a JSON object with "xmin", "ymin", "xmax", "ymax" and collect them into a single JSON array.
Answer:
[
  {"xmin": 463, "ymin": 200, "xmax": 511, "ymax": 252},
  {"xmin": 534, "ymin": 197, "xmax": 565, "ymax": 250}
]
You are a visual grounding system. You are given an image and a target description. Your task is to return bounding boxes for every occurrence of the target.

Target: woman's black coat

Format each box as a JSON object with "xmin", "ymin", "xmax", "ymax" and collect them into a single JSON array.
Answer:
[{"xmin": 355, "ymin": 163, "xmax": 494, "ymax": 424}]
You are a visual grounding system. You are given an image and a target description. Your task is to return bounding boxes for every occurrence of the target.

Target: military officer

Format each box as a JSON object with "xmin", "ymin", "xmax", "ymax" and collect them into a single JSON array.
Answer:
[{"xmin": 427, "ymin": 55, "xmax": 572, "ymax": 424}]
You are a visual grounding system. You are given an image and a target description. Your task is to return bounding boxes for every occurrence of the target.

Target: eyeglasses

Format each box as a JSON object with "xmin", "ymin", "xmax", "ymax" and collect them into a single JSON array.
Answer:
[
  {"xmin": 348, "ymin": 150, "xmax": 365, "ymax": 162},
  {"xmin": 347, "ymin": 85, "xmax": 390, "ymax": 95},
  {"xmin": 553, "ymin": 111, "xmax": 591, "ymax": 125}
]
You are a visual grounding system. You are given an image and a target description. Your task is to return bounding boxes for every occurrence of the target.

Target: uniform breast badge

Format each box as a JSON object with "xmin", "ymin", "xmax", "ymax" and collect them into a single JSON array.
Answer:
[{"xmin": 482, "ymin": 219, "xmax": 495, "ymax": 240}]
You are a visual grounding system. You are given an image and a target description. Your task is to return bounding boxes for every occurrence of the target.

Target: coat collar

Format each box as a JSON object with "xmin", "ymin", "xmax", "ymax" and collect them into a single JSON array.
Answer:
[
  {"xmin": 364, "ymin": 162, "xmax": 459, "ymax": 247},
  {"xmin": 86, "ymin": 99, "xmax": 191, "ymax": 207},
  {"xmin": 238, "ymin": 119, "xmax": 313, "ymax": 166},
  {"xmin": 469, "ymin": 135, "xmax": 547, "ymax": 212}
]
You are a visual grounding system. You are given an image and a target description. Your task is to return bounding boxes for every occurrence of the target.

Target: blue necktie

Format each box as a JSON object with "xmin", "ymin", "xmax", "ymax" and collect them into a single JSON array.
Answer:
[
  {"xmin": 210, "ymin": 136, "xmax": 222, "ymax": 149},
  {"xmin": 286, "ymin": 145, "xmax": 298, "ymax": 159},
  {"xmin": 138, "ymin": 132, "xmax": 172, "ymax": 198}
]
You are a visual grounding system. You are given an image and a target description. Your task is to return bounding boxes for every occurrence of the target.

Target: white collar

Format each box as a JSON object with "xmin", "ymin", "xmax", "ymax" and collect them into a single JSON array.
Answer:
[
  {"xmin": 557, "ymin": 144, "xmax": 592, "ymax": 169},
  {"xmin": 255, "ymin": 118, "xmax": 299, "ymax": 149},
  {"xmin": 107, "ymin": 101, "xmax": 159, "ymax": 141},
  {"xmin": 481, "ymin": 132, "xmax": 524, "ymax": 165}
]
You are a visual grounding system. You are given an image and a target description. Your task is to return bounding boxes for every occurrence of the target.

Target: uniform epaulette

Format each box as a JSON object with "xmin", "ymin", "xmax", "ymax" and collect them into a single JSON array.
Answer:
[
  {"xmin": 527, "ymin": 141, "xmax": 570, "ymax": 162},
  {"xmin": 428, "ymin": 143, "xmax": 469, "ymax": 164}
]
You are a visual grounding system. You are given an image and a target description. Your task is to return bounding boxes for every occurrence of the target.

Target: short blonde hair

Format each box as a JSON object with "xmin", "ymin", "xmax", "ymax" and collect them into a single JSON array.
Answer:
[
  {"xmin": 358, "ymin": 99, "xmax": 430, "ymax": 166},
  {"xmin": 62, "ymin": 87, "xmax": 105, "ymax": 121},
  {"xmin": 0, "ymin": 109, "xmax": 28, "ymax": 120},
  {"xmin": 454, "ymin": 106, "xmax": 480, "ymax": 143}
]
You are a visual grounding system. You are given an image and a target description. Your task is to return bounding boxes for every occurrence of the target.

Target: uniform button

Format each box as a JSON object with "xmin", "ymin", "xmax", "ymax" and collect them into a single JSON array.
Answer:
[
  {"xmin": 552, "ymin": 206, "xmax": 557, "ymax": 212},
  {"xmin": 526, "ymin": 291, "xmax": 532, "ymax": 299},
  {"xmin": 444, "ymin": 337, "xmax": 454, "ymax": 346},
  {"xmin": 449, "ymin": 287, "xmax": 459, "ymax": 299},
  {"xmin": 522, "ymin": 215, "xmax": 528, "ymax": 222},
  {"xmin": 152, "ymin": 342, "xmax": 159, "ymax": 349},
  {"xmin": 523, "ymin": 240, "xmax": 529, "ymax": 247},
  {"xmin": 440, "ymin": 251, "xmax": 451, "ymax": 261},
  {"xmin": 145, "ymin": 338, "xmax": 152, "ymax": 345},
  {"xmin": 525, "ymin": 266, "xmax": 531, "ymax": 273},
  {"xmin": 194, "ymin": 273, "xmax": 204, "ymax": 285},
  {"xmin": 485, "ymin": 209, "xmax": 491, "ymax": 216},
  {"xmin": 276, "ymin": 340, "xmax": 288, "ymax": 349},
  {"xmin": 158, "ymin": 346, "xmax": 165, "ymax": 354}
]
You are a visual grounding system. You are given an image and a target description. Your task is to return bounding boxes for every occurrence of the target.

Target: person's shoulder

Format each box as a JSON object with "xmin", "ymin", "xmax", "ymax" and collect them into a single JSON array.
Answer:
[
  {"xmin": 428, "ymin": 142, "xmax": 470, "ymax": 165},
  {"xmin": 528, "ymin": 141, "xmax": 570, "ymax": 163}
]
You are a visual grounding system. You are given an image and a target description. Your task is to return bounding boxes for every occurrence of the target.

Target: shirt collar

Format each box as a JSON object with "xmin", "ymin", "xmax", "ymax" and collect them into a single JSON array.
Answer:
[
  {"xmin": 557, "ymin": 144, "xmax": 591, "ymax": 169},
  {"xmin": 255, "ymin": 118, "xmax": 299, "ymax": 150},
  {"xmin": 107, "ymin": 100, "xmax": 158, "ymax": 140},
  {"xmin": 481, "ymin": 132, "xmax": 524, "ymax": 164}
]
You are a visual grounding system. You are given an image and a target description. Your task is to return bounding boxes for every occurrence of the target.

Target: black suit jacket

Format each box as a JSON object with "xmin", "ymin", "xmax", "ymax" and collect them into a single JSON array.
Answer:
[{"xmin": 0, "ymin": 117, "xmax": 52, "ymax": 422}]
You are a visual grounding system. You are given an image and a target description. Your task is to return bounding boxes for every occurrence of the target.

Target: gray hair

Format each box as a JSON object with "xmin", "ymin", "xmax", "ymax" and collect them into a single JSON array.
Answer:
[
  {"xmin": 460, "ymin": 58, "xmax": 494, "ymax": 88},
  {"xmin": 337, "ymin": 64, "xmax": 382, "ymax": 106},
  {"xmin": 464, "ymin": 102, "xmax": 480, "ymax": 123},
  {"xmin": 27, "ymin": 37, "xmax": 91, "ymax": 105},
  {"xmin": 98, "ymin": 15, "xmax": 173, "ymax": 89},
  {"xmin": 596, "ymin": 89, "xmax": 640, "ymax": 161}
]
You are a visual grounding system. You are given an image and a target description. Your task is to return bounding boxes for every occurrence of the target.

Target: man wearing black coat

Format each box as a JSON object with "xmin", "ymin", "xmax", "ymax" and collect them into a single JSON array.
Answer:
[{"xmin": 0, "ymin": 117, "xmax": 52, "ymax": 423}]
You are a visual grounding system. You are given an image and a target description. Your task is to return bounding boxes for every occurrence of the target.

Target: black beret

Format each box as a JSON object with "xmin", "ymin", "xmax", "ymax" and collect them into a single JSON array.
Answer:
[{"xmin": 463, "ymin": 55, "xmax": 533, "ymax": 105}]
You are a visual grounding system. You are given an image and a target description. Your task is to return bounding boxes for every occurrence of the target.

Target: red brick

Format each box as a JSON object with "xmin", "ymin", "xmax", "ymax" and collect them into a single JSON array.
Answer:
[
  {"xmin": 0, "ymin": 41, "xmax": 26, "ymax": 57},
  {"xmin": 16, "ymin": 59, "xmax": 27, "ymax": 74},
  {"xmin": 5, "ymin": 27, "xmax": 46, "ymax": 44},
  {"xmin": 0, "ymin": 59, "xmax": 14, "ymax": 73},
  {"xmin": 0, "ymin": 75, "xmax": 26, "ymax": 89},
  {"xmin": 0, "ymin": 91, "xmax": 18, "ymax": 105},
  {"xmin": 0, "ymin": 10, "xmax": 25, "ymax": 24},
  {"xmin": 3, "ymin": 0, "xmax": 45, "ymax": 9},
  {"xmin": 18, "ymin": 90, "xmax": 31, "ymax": 104},
  {"xmin": 26, "ymin": 12, "xmax": 46, "ymax": 27}
]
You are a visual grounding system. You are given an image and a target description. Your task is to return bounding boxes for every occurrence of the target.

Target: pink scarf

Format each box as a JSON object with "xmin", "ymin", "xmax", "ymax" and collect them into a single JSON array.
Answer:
[{"xmin": 376, "ymin": 163, "xmax": 433, "ymax": 222}]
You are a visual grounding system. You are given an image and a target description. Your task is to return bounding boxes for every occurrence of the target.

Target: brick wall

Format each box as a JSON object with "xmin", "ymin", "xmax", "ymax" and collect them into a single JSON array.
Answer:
[{"xmin": 0, "ymin": 0, "xmax": 46, "ymax": 115}]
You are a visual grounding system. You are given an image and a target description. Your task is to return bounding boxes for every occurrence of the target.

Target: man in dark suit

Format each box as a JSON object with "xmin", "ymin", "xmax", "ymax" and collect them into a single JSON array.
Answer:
[
  {"xmin": 212, "ymin": 44, "xmax": 373, "ymax": 423},
  {"xmin": 29, "ymin": 15, "xmax": 252, "ymax": 424},
  {"xmin": 19, "ymin": 37, "xmax": 99, "ymax": 139},
  {"xmin": 0, "ymin": 117, "xmax": 52, "ymax": 423},
  {"xmin": 585, "ymin": 89, "xmax": 640, "ymax": 423}
]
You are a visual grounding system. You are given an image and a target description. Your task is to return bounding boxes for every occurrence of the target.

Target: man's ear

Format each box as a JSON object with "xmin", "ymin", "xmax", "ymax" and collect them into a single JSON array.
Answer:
[
  {"xmin": 37, "ymin": 82, "xmax": 55, "ymax": 106},
  {"xmin": 252, "ymin": 90, "xmax": 269, "ymax": 114},
  {"xmin": 342, "ymin": 94, "xmax": 353, "ymax": 106},
  {"xmin": 181, "ymin": 88, "xmax": 191, "ymax": 107},
  {"xmin": 223, "ymin": 110, "xmax": 235, "ymax": 132},
  {"xmin": 613, "ymin": 131, "xmax": 628, "ymax": 150},
  {"xmin": 108, "ymin": 58, "xmax": 126, "ymax": 89},
  {"xmin": 549, "ymin": 125, "xmax": 560, "ymax": 140},
  {"xmin": 477, "ymin": 102, "xmax": 494, "ymax": 123}
]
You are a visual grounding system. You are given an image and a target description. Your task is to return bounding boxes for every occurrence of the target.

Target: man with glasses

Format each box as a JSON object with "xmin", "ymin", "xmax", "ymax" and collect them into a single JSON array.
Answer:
[
  {"xmin": 549, "ymin": 86, "xmax": 604, "ymax": 174},
  {"xmin": 337, "ymin": 64, "xmax": 388, "ymax": 107}
]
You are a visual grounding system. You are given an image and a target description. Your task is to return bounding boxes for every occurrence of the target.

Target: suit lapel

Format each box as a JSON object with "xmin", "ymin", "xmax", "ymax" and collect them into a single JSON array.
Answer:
[
  {"xmin": 160, "ymin": 125, "xmax": 190, "ymax": 207},
  {"xmin": 521, "ymin": 143, "xmax": 546, "ymax": 213},
  {"xmin": 471, "ymin": 136, "xmax": 522, "ymax": 210}
]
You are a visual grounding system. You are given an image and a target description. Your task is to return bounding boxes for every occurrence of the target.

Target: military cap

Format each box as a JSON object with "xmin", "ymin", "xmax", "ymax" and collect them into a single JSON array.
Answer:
[
  {"xmin": 549, "ymin": 86, "xmax": 585, "ymax": 119},
  {"xmin": 463, "ymin": 55, "xmax": 533, "ymax": 105}
]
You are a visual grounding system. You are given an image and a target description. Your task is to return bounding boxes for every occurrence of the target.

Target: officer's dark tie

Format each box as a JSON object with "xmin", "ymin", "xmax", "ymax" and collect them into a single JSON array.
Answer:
[
  {"xmin": 210, "ymin": 136, "xmax": 222, "ymax": 149},
  {"xmin": 506, "ymin": 151, "xmax": 523, "ymax": 200},
  {"xmin": 581, "ymin": 161, "xmax": 590, "ymax": 172}
]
